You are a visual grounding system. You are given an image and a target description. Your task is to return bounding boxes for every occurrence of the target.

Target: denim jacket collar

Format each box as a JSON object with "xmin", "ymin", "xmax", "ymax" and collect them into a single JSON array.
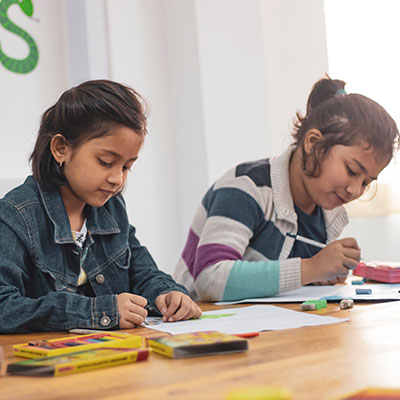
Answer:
[{"xmin": 36, "ymin": 179, "xmax": 120, "ymax": 244}]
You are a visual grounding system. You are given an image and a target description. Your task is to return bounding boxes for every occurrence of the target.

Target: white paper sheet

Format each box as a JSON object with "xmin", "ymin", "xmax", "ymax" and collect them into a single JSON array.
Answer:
[
  {"xmin": 215, "ymin": 284, "xmax": 400, "ymax": 305},
  {"xmin": 143, "ymin": 305, "xmax": 348, "ymax": 335}
]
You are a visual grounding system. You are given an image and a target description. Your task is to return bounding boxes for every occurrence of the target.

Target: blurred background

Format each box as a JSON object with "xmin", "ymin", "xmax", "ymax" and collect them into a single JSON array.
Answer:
[{"xmin": 1, "ymin": 0, "xmax": 399, "ymax": 273}]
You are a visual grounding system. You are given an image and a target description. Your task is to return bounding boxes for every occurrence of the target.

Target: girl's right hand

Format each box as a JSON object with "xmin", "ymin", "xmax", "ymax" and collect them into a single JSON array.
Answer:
[
  {"xmin": 117, "ymin": 293, "xmax": 148, "ymax": 329},
  {"xmin": 301, "ymin": 237, "xmax": 361, "ymax": 285}
]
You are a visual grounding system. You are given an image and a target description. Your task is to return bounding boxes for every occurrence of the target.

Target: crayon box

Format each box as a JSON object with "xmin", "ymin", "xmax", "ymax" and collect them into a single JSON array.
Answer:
[
  {"xmin": 148, "ymin": 331, "xmax": 248, "ymax": 359},
  {"xmin": 7, "ymin": 347, "xmax": 149, "ymax": 376},
  {"xmin": 13, "ymin": 332, "xmax": 143, "ymax": 359}
]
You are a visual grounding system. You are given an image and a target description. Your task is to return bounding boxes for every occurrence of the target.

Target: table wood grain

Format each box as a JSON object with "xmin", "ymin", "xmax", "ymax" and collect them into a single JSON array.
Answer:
[{"xmin": 0, "ymin": 301, "xmax": 399, "ymax": 400}]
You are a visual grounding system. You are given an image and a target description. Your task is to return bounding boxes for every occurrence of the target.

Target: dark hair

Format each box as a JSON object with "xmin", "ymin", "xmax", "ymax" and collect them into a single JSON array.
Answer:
[
  {"xmin": 30, "ymin": 79, "xmax": 148, "ymax": 190},
  {"xmin": 292, "ymin": 76, "xmax": 399, "ymax": 176}
]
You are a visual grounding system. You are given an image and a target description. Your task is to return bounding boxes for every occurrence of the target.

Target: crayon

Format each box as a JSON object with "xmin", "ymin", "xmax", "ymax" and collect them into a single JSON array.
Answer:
[
  {"xmin": 234, "ymin": 332, "xmax": 260, "ymax": 338},
  {"xmin": 46, "ymin": 342, "xmax": 66, "ymax": 348},
  {"xmin": 28, "ymin": 340, "xmax": 53, "ymax": 349},
  {"xmin": 68, "ymin": 329, "xmax": 108, "ymax": 334},
  {"xmin": 68, "ymin": 329, "xmax": 131, "ymax": 335},
  {"xmin": 286, "ymin": 233, "xmax": 326, "ymax": 249},
  {"xmin": 352, "ymin": 278, "xmax": 367, "ymax": 285},
  {"xmin": 356, "ymin": 288, "xmax": 372, "ymax": 295}
]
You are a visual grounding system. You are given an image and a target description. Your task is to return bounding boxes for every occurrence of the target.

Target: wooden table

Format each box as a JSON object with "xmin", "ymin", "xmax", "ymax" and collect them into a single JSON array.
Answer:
[{"xmin": 0, "ymin": 301, "xmax": 399, "ymax": 400}]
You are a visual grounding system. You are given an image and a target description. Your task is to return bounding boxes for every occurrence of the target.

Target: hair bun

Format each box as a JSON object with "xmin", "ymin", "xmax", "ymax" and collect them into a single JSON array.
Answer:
[{"xmin": 306, "ymin": 77, "xmax": 346, "ymax": 115}]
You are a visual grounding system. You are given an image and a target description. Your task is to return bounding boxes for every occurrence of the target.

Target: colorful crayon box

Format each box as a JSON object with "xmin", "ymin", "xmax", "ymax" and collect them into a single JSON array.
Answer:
[
  {"xmin": 148, "ymin": 331, "xmax": 248, "ymax": 359},
  {"xmin": 7, "ymin": 347, "xmax": 149, "ymax": 376},
  {"xmin": 353, "ymin": 261, "xmax": 400, "ymax": 283},
  {"xmin": 13, "ymin": 332, "xmax": 143, "ymax": 359}
]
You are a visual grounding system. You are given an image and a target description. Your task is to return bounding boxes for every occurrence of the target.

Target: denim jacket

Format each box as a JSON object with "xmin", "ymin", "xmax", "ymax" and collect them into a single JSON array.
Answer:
[{"xmin": 0, "ymin": 176, "xmax": 188, "ymax": 333}]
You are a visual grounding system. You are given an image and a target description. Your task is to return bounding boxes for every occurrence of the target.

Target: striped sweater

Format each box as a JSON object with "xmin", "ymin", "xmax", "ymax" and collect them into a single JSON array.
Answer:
[{"xmin": 173, "ymin": 146, "xmax": 349, "ymax": 301}]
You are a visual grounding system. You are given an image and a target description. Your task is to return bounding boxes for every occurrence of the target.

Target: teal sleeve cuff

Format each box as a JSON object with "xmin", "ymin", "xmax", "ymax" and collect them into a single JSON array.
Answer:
[{"xmin": 222, "ymin": 260, "xmax": 280, "ymax": 301}]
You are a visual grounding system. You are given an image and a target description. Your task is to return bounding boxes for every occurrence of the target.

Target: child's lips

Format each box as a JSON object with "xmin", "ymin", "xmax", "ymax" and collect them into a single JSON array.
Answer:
[
  {"xmin": 335, "ymin": 193, "xmax": 348, "ymax": 205},
  {"xmin": 100, "ymin": 189, "xmax": 116, "ymax": 196}
]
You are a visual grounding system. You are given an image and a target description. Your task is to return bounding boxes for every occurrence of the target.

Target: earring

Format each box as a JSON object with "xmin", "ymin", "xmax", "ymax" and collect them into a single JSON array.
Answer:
[{"xmin": 59, "ymin": 161, "xmax": 64, "ymax": 168}]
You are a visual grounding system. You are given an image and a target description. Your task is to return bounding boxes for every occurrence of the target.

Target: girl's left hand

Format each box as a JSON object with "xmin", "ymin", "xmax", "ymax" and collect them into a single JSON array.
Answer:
[
  {"xmin": 155, "ymin": 291, "xmax": 202, "ymax": 322},
  {"xmin": 311, "ymin": 275, "xmax": 348, "ymax": 285}
]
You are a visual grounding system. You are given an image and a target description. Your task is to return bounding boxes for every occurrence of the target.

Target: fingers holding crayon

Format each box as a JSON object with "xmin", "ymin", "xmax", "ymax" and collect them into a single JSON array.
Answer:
[
  {"xmin": 117, "ymin": 293, "xmax": 148, "ymax": 329},
  {"xmin": 301, "ymin": 237, "xmax": 361, "ymax": 285},
  {"xmin": 156, "ymin": 291, "xmax": 202, "ymax": 322}
]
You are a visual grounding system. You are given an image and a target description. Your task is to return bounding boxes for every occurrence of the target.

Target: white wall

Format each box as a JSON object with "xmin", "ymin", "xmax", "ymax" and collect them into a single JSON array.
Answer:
[
  {"xmin": 163, "ymin": 1, "xmax": 209, "ymax": 241},
  {"xmin": 261, "ymin": 0, "xmax": 328, "ymax": 153},
  {"xmin": 194, "ymin": 0, "xmax": 271, "ymax": 181}
]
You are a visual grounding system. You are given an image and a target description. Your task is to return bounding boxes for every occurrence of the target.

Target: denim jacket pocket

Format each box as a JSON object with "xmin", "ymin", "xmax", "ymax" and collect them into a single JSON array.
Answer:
[
  {"xmin": 97, "ymin": 247, "xmax": 132, "ymax": 294},
  {"xmin": 113, "ymin": 247, "xmax": 131, "ymax": 270}
]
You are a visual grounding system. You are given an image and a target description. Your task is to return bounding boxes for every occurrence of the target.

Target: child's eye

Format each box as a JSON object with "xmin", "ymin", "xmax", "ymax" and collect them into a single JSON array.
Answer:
[
  {"xmin": 98, "ymin": 159, "xmax": 112, "ymax": 167},
  {"xmin": 346, "ymin": 165, "xmax": 356, "ymax": 176},
  {"xmin": 122, "ymin": 166, "xmax": 132, "ymax": 172}
]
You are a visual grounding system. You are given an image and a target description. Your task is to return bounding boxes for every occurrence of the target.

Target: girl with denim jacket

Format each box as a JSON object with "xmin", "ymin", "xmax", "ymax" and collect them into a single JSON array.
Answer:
[{"xmin": 0, "ymin": 80, "xmax": 201, "ymax": 333}]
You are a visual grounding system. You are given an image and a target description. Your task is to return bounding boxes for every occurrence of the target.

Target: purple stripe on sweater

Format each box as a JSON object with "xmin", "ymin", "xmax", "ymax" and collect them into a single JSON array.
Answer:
[
  {"xmin": 182, "ymin": 229, "xmax": 200, "ymax": 276},
  {"xmin": 192, "ymin": 243, "xmax": 242, "ymax": 280}
]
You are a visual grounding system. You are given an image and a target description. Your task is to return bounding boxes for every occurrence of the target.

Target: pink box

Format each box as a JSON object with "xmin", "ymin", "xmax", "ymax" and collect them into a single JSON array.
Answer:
[{"xmin": 353, "ymin": 261, "xmax": 400, "ymax": 283}]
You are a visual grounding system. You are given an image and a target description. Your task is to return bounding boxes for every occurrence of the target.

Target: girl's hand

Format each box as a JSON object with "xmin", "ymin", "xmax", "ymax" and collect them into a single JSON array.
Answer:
[
  {"xmin": 117, "ymin": 293, "xmax": 148, "ymax": 329},
  {"xmin": 301, "ymin": 237, "xmax": 360, "ymax": 285},
  {"xmin": 156, "ymin": 291, "xmax": 202, "ymax": 322},
  {"xmin": 310, "ymin": 276, "xmax": 348, "ymax": 285}
]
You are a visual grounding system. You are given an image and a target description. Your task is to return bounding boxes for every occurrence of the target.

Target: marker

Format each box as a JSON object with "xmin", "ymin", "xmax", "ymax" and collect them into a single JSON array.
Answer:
[{"xmin": 286, "ymin": 233, "xmax": 326, "ymax": 249}]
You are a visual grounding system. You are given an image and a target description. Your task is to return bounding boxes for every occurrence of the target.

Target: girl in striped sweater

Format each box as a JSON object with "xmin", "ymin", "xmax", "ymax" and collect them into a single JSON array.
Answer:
[{"xmin": 174, "ymin": 77, "xmax": 399, "ymax": 301}]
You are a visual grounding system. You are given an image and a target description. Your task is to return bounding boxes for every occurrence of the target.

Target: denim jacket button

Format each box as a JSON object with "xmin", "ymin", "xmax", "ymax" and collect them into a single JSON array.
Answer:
[
  {"xmin": 100, "ymin": 315, "xmax": 111, "ymax": 326},
  {"xmin": 96, "ymin": 274, "xmax": 105, "ymax": 284}
]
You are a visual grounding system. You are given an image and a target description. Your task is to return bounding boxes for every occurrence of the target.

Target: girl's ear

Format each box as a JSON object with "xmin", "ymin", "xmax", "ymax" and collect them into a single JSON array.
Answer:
[
  {"xmin": 50, "ymin": 134, "xmax": 70, "ymax": 165},
  {"xmin": 304, "ymin": 129, "xmax": 324, "ymax": 155}
]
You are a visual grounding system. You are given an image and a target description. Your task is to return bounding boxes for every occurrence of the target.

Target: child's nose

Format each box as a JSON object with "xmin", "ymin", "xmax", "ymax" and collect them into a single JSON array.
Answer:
[
  {"xmin": 346, "ymin": 179, "xmax": 364, "ymax": 199},
  {"xmin": 108, "ymin": 169, "xmax": 123, "ymax": 186}
]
